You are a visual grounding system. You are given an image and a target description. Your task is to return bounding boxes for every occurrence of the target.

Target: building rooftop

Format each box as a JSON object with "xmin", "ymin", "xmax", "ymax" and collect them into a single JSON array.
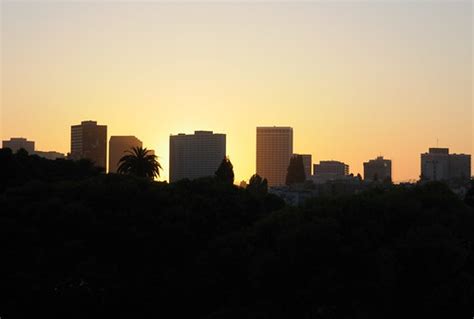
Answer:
[
  {"xmin": 194, "ymin": 131, "xmax": 214, "ymax": 135},
  {"xmin": 172, "ymin": 131, "xmax": 224, "ymax": 136},
  {"xmin": 318, "ymin": 160, "xmax": 347, "ymax": 165},
  {"xmin": 428, "ymin": 148, "xmax": 449, "ymax": 154},
  {"xmin": 257, "ymin": 126, "xmax": 293, "ymax": 129},
  {"xmin": 110, "ymin": 135, "xmax": 141, "ymax": 140}
]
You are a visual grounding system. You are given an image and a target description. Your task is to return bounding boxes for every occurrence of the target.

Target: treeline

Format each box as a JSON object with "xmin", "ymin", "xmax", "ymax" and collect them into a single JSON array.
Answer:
[
  {"xmin": 0, "ymin": 148, "xmax": 102, "ymax": 192},
  {"xmin": 0, "ymin": 150, "xmax": 474, "ymax": 318}
]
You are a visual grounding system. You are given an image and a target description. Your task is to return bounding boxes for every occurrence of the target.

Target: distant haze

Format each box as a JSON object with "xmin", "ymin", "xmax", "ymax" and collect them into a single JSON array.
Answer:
[{"xmin": 1, "ymin": 1, "xmax": 472, "ymax": 182}]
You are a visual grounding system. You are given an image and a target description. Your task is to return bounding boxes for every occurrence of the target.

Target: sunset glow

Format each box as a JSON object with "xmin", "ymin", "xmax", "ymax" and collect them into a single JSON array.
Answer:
[{"xmin": 1, "ymin": 1, "xmax": 472, "ymax": 182}]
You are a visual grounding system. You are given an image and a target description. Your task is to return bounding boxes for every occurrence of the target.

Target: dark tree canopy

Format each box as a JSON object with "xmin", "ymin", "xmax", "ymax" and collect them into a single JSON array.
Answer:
[
  {"xmin": 215, "ymin": 157, "xmax": 234, "ymax": 184},
  {"xmin": 1, "ymin": 151, "xmax": 474, "ymax": 319},
  {"xmin": 285, "ymin": 155, "xmax": 306, "ymax": 186},
  {"xmin": 0, "ymin": 147, "xmax": 101, "ymax": 192},
  {"xmin": 117, "ymin": 147, "xmax": 162, "ymax": 179},
  {"xmin": 465, "ymin": 179, "xmax": 474, "ymax": 207},
  {"xmin": 247, "ymin": 174, "xmax": 268, "ymax": 197}
]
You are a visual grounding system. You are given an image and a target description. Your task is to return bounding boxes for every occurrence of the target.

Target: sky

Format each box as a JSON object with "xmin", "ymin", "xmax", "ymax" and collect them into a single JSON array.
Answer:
[{"xmin": 1, "ymin": 0, "xmax": 472, "ymax": 182}]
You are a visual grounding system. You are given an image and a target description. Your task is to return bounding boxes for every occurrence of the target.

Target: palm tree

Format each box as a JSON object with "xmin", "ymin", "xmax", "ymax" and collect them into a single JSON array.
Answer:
[{"xmin": 117, "ymin": 147, "xmax": 162, "ymax": 179}]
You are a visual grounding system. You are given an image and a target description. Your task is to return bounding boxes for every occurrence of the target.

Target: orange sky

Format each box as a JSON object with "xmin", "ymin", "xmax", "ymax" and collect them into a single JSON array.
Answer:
[{"xmin": 1, "ymin": 1, "xmax": 472, "ymax": 182}]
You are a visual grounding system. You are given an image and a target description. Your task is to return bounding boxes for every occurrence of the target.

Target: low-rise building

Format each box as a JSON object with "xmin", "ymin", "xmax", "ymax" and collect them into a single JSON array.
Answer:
[
  {"xmin": 34, "ymin": 151, "xmax": 66, "ymax": 160},
  {"xmin": 312, "ymin": 160, "xmax": 350, "ymax": 184},
  {"xmin": 421, "ymin": 148, "xmax": 471, "ymax": 181},
  {"xmin": 2, "ymin": 137, "xmax": 35, "ymax": 154},
  {"xmin": 364, "ymin": 156, "xmax": 392, "ymax": 182}
]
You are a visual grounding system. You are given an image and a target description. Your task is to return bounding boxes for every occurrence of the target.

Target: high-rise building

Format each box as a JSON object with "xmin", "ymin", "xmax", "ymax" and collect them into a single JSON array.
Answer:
[
  {"xmin": 363, "ymin": 156, "xmax": 392, "ymax": 182},
  {"xmin": 71, "ymin": 121, "xmax": 107, "ymax": 169},
  {"xmin": 109, "ymin": 136, "xmax": 143, "ymax": 173},
  {"xmin": 421, "ymin": 148, "xmax": 471, "ymax": 181},
  {"xmin": 256, "ymin": 127, "xmax": 293, "ymax": 187},
  {"xmin": 294, "ymin": 153, "xmax": 312, "ymax": 180},
  {"xmin": 313, "ymin": 161, "xmax": 349, "ymax": 179},
  {"xmin": 2, "ymin": 137, "xmax": 35, "ymax": 154},
  {"xmin": 169, "ymin": 131, "xmax": 226, "ymax": 182}
]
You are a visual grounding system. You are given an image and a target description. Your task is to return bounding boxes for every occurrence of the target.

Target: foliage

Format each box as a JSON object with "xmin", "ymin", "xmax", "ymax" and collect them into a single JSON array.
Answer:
[
  {"xmin": 0, "ymin": 147, "xmax": 102, "ymax": 192},
  {"xmin": 465, "ymin": 180, "xmax": 474, "ymax": 207},
  {"xmin": 285, "ymin": 155, "xmax": 306, "ymax": 186},
  {"xmin": 117, "ymin": 147, "xmax": 162, "ymax": 179},
  {"xmin": 0, "ymin": 153, "xmax": 473, "ymax": 319},
  {"xmin": 215, "ymin": 157, "xmax": 234, "ymax": 185},
  {"xmin": 246, "ymin": 174, "xmax": 268, "ymax": 198}
]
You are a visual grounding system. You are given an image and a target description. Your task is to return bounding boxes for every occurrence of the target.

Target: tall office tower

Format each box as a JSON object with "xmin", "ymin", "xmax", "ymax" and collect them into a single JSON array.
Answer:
[
  {"xmin": 363, "ymin": 156, "xmax": 392, "ymax": 182},
  {"xmin": 71, "ymin": 121, "xmax": 107, "ymax": 169},
  {"xmin": 421, "ymin": 148, "xmax": 471, "ymax": 181},
  {"xmin": 169, "ymin": 131, "xmax": 226, "ymax": 183},
  {"xmin": 109, "ymin": 136, "xmax": 143, "ymax": 173},
  {"xmin": 2, "ymin": 137, "xmax": 35, "ymax": 154},
  {"xmin": 313, "ymin": 161, "xmax": 349, "ymax": 179},
  {"xmin": 294, "ymin": 153, "xmax": 312, "ymax": 180},
  {"xmin": 256, "ymin": 127, "xmax": 293, "ymax": 187}
]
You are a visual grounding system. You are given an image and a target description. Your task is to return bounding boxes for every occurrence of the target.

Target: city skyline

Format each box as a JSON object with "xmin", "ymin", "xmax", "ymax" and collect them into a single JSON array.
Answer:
[
  {"xmin": 2, "ymin": 1, "xmax": 472, "ymax": 182},
  {"xmin": 3, "ymin": 123, "xmax": 472, "ymax": 184}
]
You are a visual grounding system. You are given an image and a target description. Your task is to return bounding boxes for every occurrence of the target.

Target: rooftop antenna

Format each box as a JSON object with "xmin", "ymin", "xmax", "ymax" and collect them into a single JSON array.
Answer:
[{"xmin": 436, "ymin": 138, "xmax": 439, "ymax": 147}]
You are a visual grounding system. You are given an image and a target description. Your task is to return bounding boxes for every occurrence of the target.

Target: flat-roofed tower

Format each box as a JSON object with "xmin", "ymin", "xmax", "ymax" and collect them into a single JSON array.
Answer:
[
  {"xmin": 71, "ymin": 121, "xmax": 107, "ymax": 170},
  {"xmin": 169, "ymin": 131, "xmax": 226, "ymax": 183},
  {"xmin": 256, "ymin": 127, "xmax": 293, "ymax": 186}
]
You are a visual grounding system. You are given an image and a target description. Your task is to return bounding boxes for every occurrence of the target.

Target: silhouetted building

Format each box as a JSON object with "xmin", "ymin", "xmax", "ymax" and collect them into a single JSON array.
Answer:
[
  {"xmin": 170, "ymin": 131, "xmax": 226, "ymax": 182},
  {"xmin": 2, "ymin": 137, "xmax": 35, "ymax": 154},
  {"xmin": 364, "ymin": 156, "xmax": 392, "ymax": 182},
  {"xmin": 312, "ymin": 160, "xmax": 349, "ymax": 183},
  {"xmin": 71, "ymin": 121, "xmax": 107, "ymax": 169},
  {"xmin": 34, "ymin": 151, "xmax": 65, "ymax": 160},
  {"xmin": 449, "ymin": 154, "xmax": 471, "ymax": 180},
  {"xmin": 294, "ymin": 153, "xmax": 312, "ymax": 180},
  {"xmin": 109, "ymin": 136, "xmax": 143, "ymax": 173},
  {"xmin": 256, "ymin": 127, "xmax": 293, "ymax": 187},
  {"xmin": 421, "ymin": 148, "xmax": 471, "ymax": 181}
]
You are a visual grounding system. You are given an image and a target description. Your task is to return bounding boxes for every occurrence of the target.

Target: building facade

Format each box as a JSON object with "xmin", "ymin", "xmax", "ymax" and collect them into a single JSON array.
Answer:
[
  {"xmin": 421, "ymin": 148, "xmax": 471, "ymax": 181},
  {"xmin": 2, "ymin": 138, "xmax": 35, "ymax": 154},
  {"xmin": 70, "ymin": 121, "xmax": 107, "ymax": 169},
  {"xmin": 312, "ymin": 160, "xmax": 349, "ymax": 183},
  {"xmin": 109, "ymin": 136, "xmax": 143, "ymax": 173},
  {"xmin": 363, "ymin": 156, "xmax": 392, "ymax": 182},
  {"xmin": 34, "ymin": 151, "xmax": 65, "ymax": 160},
  {"xmin": 293, "ymin": 154, "xmax": 312, "ymax": 180},
  {"xmin": 169, "ymin": 131, "xmax": 226, "ymax": 183},
  {"xmin": 256, "ymin": 127, "xmax": 293, "ymax": 187}
]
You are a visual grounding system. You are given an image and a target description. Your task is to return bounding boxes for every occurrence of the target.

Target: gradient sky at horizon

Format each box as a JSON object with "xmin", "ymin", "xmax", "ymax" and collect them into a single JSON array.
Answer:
[{"xmin": 1, "ymin": 0, "xmax": 472, "ymax": 182}]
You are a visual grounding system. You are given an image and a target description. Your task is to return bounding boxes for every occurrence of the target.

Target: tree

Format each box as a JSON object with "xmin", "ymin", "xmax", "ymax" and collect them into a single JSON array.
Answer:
[
  {"xmin": 285, "ymin": 155, "xmax": 306, "ymax": 186},
  {"xmin": 465, "ymin": 179, "xmax": 474, "ymax": 207},
  {"xmin": 215, "ymin": 157, "xmax": 234, "ymax": 184},
  {"xmin": 247, "ymin": 174, "xmax": 268, "ymax": 197},
  {"xmin": 117, "ymin": 147, "xmax": 162, "ymax": 179}
]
